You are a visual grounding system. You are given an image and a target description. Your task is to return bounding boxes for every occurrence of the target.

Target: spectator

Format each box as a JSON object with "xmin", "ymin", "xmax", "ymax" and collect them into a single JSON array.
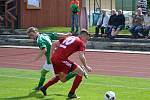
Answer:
[
  {"xmin": 143, "ymin": 9, "xmax": 150, "ymax": 38},
  {"xmin": 111, "ymin": 10, "xmax": 125, "ymax": 39},
  {"xmin": 129, "ymin": 8, "xmax": 144, "ymax": 38},
  {"xmin": 105, "ymin": 9, "xmax": 118, "ymax": 39},
  {"xmin": 94, "ymin": 10, "xmax": 110, "ymax": 37},
  {"xmin": 70, "ymin": 0, "xmax": 80, "ymax": 35}
]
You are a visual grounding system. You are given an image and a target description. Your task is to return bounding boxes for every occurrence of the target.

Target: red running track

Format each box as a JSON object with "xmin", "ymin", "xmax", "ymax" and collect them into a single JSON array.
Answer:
[{"xmin": 0, "ymin": 48, "xmax": 150, "ymax": 78}]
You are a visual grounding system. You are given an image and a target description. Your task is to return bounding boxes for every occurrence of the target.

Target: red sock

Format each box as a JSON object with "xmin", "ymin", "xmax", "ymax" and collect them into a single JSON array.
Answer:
[
  {"xmin": 43, "ymin": 76, "xmax": 59, "ymax": 89},
  {"xmin": 69, "ymin": 75, "xmax": 82, "ymax": 93}
]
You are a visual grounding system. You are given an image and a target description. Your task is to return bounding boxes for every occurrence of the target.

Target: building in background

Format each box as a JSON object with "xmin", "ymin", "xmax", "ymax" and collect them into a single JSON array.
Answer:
[
  {"xmin": 0, "ymin": 0, "xmax": 147, "ymax": 31},
  {"xmin": 116, "ymin": 0, "xmax": 147, "ymax": 13},
  {"xmin": 0, "ymin": 0, "xmax": 80, "ymax": 31},
  {"xmin": 136, "ymin": 0, "xmax": 147, "ymax": 14}
]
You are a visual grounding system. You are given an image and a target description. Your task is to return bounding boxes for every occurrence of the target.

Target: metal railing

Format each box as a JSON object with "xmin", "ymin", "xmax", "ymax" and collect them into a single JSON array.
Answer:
[{"xmin": 5, "ymin": 0, "xmax": 17, "ymax": 32}]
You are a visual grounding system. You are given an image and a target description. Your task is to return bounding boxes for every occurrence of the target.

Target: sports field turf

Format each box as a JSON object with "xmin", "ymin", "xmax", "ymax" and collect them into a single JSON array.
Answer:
[{"xmin": 0, "ymin": 67, "xmax": 150, "ymax": 100}]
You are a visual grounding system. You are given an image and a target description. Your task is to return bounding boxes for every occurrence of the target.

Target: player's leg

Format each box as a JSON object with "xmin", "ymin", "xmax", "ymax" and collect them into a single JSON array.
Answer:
[
  {"xmin": 39, "ymin": 63, "xmax": 60, "ymax": 96},
  {"xmin": 71, "ymin": 14, "xmax": 75, "ymax": 33},
  {"xmin": 75, "ymin": 14, "xmax": 79, "ymax": 34},
  {"xmin": 59, "ymin": 61, "xmax": 87, "ymax": 82},
  {"xmin": 68, "ymin": 74, "xmax": 82, "ymax": 99},
  {"xmin": 40, "ymin": 76, "xmax": 60, "ymax": 96},
  {"xmin": 71, "ymin": 64, "xmax": 87, "ymax": 78},
  {"xmin": 58, "ymin": 70, "xmax": 76, "ymax": 82},
  {"xmin": 35, "ymin": 62, "xmax": 54, "ymax": 90},
  {"xmin": 36, "ymin": 69, "xmax": 48, "ymax": 89}
]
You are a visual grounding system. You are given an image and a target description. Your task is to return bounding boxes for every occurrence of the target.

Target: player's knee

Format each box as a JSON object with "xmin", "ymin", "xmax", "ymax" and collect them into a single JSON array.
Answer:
[
  {"xmin": 59, "ymin": 78, "xmax": 66, "ymax": 83},
  {"xmin": 59, "ymin": 75, "xmax": 67, "ymax": 83},
  {"xmin": 58, "ymin": 72, "xmax": 66, "ymax": 83}
]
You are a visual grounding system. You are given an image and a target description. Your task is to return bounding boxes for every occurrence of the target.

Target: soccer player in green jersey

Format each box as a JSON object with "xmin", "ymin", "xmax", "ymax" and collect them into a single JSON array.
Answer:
[{"xmin": 26, "ymin": 27, "xmax": 70, "ymax": 90}]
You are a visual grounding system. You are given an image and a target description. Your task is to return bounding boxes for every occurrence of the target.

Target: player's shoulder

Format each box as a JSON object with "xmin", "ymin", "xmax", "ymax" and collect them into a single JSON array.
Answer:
[
  {"xmin": 40, "ymin": 33, "xmax": 48, "ymax": 36},
  {"xmin": 38, "ymin": 33, "xmax": 47, "ymax": 37},
  {"xmin": 37, "ymin": 33, "xmax": 48, "ymax": 41}
]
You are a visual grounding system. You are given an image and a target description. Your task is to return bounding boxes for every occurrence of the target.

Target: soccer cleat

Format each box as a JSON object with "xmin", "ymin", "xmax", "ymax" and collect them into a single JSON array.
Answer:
[
  {"xmin": 39, "ymin": 86, "xmax": 47, "ymax": 96},
  {"xmin": 68, "ymin": 92, "xmax": 80, "ymax": 99}
]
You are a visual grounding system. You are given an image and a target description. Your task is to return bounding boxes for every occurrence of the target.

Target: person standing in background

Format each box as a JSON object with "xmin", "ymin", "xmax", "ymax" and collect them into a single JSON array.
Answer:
[{"xmin": 70, "ymin": 0, "xmax": 80, "ymax": 35}]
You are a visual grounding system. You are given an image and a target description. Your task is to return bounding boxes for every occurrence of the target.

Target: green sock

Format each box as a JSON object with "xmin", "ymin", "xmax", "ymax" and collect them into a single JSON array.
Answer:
[
  {"xmin": 37, "ymin": 77, "xmax": 45, "ymax": 88},
  {"xmin": 37, "ymin": 69, "xmax": 48, "ymax": 88},
  {"xmin": 65, "ymin": 72, "xmax": 76, "ymax": 81}
]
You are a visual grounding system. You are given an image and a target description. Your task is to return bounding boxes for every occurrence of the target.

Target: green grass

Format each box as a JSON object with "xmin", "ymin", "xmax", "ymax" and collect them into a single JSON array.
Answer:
[
  {"xmin": 18, "ymin": 26, "xmax": 130, "ymax": 36},
  {"xmin": 0, "ymin": 67, "xmax": 150, "ymax": 100},
  {"xmin": 38, "ymin": 27, "xmax": 130, "ymax": 35},
  {"xmin": 38, "ymin": 26, "xmax": 96, "ymax": 33}
]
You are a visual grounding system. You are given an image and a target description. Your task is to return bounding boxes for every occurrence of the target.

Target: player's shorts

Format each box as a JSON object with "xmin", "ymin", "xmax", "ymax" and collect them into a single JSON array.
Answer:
[
  {"xmin": 51, "ymin": 58, "xmax": 78, "ymax": 74},
  {"xmin": 43, "ymin": 61, "xmax": 54, "ymax": 74}
]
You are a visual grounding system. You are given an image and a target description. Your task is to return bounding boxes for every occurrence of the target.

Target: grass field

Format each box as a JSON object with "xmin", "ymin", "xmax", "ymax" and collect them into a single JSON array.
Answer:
[
  {"xmin": 38, "ymin": 27, "xmax": 130, "ymax": 35},
  {"xmin": 0, "ymin": 67, "xmax": 150, "ymax": 100},
  {"xmin": 17, "ymin": 27, "xmax": 131, "ymax": 36}
]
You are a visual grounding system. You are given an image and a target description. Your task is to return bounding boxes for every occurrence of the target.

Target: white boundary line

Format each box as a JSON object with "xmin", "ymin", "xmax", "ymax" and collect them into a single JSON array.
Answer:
[
  {"xmin": 86, "ymin": 49, "xmax": 150, "ymax": 55},
  {"xmin": 1, "ymin": 45, "xmax": 150, "ymax": 55},
  {"xmin": 0, "ymin": 45, "xmax": 38, "ymax": 49},
  {"xmin": 0, "ymin": 74, "xmax": 150, "ymax": 90}
]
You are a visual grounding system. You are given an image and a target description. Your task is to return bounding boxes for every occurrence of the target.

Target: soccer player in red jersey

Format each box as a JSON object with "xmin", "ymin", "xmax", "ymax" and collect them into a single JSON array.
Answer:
[{"xmin": 40, "ymin": 29, "xmax": 92, "ymax": 99}]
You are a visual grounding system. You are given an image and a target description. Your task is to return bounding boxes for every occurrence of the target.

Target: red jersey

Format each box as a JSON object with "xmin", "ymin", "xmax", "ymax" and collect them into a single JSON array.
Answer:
[{"xmin": 52, "ymin": 36, "xmax": 85, "ymax": 59}]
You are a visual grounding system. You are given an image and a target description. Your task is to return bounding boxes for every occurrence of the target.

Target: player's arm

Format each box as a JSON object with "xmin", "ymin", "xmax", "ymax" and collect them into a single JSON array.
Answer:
[
  {"xmin": 79, "ymin": 51, "xmax": 92, "ymax": 72},
  {"xmin": 33, "ymin": 48, "xmax": 46, "ymax": 62},
  {"xmin": 57, "ymin": 33, "xmax": 72, "ymax": 38},
  {"xmin": 50, "ymin": 40, "xmax": 60, "ymax": 58}
]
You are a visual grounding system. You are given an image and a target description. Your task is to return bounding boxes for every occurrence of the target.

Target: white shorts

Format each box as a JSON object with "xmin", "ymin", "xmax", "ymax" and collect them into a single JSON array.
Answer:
[{"xmin": 43, "ymin": 61, "xmax": 54, "ymax": 75}]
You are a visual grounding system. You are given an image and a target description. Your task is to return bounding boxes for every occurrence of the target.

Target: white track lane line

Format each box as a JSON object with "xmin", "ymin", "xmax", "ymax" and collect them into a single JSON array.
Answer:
[{"xmin": 1, "ymin": 45, "xmax": 150, "ymax": 55}]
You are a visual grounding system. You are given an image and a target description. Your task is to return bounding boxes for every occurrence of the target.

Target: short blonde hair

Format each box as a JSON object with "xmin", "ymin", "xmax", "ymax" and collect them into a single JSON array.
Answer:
[
  {"xmin": 80, "ymin": 29, "xmax": 90, "ymax": 36},
  {"xmin": 26, "ymin": 27, "xmax": 38, "ymax": 34}
]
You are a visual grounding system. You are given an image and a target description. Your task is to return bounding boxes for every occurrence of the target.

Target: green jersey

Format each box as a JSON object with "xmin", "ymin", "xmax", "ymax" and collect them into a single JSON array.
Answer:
[
  {"xmin": 70, "ymin": 4, "xmax": 80, "ymax": 13},
  {"xmin": 37, "ymin": 33, "xmax": 58, "ymax": 64}
]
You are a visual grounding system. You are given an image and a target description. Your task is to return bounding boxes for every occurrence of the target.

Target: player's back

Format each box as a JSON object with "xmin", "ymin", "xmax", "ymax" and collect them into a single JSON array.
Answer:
[{"xmin": 53, "ymin": 36, "xmax": 85, "ymax": 59}]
